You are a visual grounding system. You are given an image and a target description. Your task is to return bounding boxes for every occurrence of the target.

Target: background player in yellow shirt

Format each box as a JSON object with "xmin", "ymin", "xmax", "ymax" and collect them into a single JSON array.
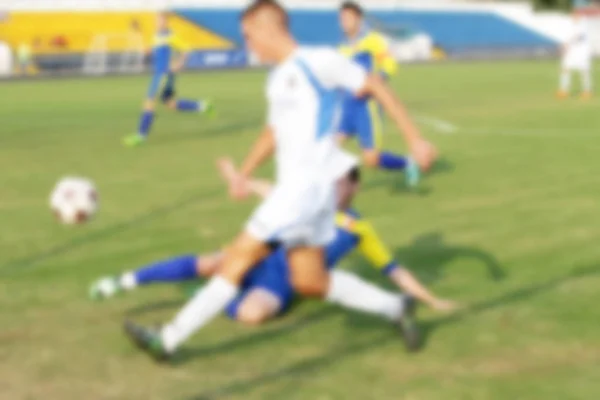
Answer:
[
  {"xmin": 338, "ymin": 1, "xmax": 425, "ymax": 187},
  {"xmin": 124, "ymin": 12, "xmax": 214, "ymax": 147}
]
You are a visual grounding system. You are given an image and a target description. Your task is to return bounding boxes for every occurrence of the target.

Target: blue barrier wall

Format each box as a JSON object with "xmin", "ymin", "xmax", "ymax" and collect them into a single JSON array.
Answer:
[{"xmin": 175, "ymin": 9, "xmax": 557, "ymax": 54}]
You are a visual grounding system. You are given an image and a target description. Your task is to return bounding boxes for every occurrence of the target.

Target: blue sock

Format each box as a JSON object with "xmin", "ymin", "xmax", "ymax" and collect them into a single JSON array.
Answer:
[
  {"xmin": 138, "ymin": 111, "xmax": 154, "ymax": 137},
  {"xmin": 176, "ymin": 99, "xmax": 201, "ymax": 112},
  {"xmin": 134, "ymin": 254, "xmax": 198, "ymax": 285},
  {"xmin": 379, "ymin": 152, "xmax": 408, "ymax": 170}
]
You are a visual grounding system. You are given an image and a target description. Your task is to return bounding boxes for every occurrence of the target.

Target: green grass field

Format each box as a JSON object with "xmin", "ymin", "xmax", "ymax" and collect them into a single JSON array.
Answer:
[{"xmin": 2, "ymin": 61, "xmax": 600, "ymax": 400}]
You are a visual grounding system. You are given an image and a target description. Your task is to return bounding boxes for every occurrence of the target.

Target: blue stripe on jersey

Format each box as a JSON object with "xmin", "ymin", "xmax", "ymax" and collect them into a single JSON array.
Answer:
[{"xmin": 295, "ymin": 59, "xmax": 341, "ymax": 140}]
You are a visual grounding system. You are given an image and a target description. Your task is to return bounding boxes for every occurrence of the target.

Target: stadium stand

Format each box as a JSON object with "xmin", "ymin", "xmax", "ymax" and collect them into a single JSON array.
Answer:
[
  {"xmin": 1, "ymin": 12, "xmax": 232, "ymax": 54},
  {"xmin": 175, "ymin": 9, "xmax": 556, "ymax": 55}
]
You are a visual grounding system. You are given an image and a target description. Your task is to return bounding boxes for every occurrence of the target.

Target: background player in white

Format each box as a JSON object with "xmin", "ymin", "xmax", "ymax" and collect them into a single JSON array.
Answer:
[
  {"xmin": 124, "ymin": 0, "xmax": 436, "ymax": 361},
  {"xmin": 558, "ymin": 10, "xmax": 593, "ymax": 99}
]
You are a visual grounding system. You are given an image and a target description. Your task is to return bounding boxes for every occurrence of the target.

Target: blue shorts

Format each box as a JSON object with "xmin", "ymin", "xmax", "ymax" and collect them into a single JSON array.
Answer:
[
  {"xmin": 147, "ymin": 71, "xmax": 176, "ymax": 102},
  {"xmin": 338, "ymin": 96, "xmax": 383, "ymax": 150},
  {"xmin": 225, "ymin": 251, "xmax": 295, "ymax": 320}
]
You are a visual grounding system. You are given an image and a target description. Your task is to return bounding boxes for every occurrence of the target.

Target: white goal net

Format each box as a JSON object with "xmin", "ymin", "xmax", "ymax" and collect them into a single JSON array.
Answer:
[{"xmin": 83, "ymin": 33, "xmax": 145, "ymax": 75}]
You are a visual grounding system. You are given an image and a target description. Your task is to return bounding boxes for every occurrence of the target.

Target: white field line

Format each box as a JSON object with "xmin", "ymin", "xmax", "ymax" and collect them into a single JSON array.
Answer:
[
  {"xmin": 415, "ymin": 114, "xmax": 459, "ymax": 134},
  {"xmin": 457, "ymin": 127, "xmax": 600, "ymax": 137}
]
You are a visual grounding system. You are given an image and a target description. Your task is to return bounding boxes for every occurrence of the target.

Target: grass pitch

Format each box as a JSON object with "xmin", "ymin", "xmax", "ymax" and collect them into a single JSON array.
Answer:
[{"xmin": 1, "ymin": 61, "xmax": 600, "ymax": 400}]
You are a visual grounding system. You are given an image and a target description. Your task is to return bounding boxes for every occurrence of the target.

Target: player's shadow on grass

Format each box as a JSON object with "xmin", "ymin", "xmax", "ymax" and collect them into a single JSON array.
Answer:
[
  {"xmin": 0, "ymin": 188, "xmax": 223, "ymax": 275},
  {"xmin": 124, "ymin": 295, "xmax": 341, "ymax": 365},
  {"xmin": 394, "ymin": 232, "xmax": 506, "ymax": 284},
  {"xmin": 172, "ymin": 307, "xmax": 340, "ymax": 365},
  {"xmin": 187, "ymin": 263, "xmax": 600, "ymax": 400}
]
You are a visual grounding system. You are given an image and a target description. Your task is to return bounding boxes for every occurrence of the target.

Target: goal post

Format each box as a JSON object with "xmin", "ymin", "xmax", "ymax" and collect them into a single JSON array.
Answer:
[{"xmin": 83, "ymin": 32, "xmax": 145, "ymax": 76}]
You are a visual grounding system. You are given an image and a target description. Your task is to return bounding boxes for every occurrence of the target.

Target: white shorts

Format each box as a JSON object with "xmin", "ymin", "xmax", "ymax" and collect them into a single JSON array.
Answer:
[
  {"xmin": 246, "ymin": 181, "xmax": 336, "ymax": 248},
  {"xmin": 562, "ymin": 49, "xmax": 591, "ymax": 71}
]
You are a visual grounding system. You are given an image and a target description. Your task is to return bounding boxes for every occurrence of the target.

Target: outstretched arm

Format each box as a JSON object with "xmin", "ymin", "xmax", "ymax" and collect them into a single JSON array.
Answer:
[
  {"xmin": 351, "ymin": 218, "xmax": 457, "ymax": 312},
  {"xmin": 387, "ymin": 267, "xmax": 457, "ymax": 312},
  {"xmin": 359, "ymin": 75, "xmax": 437, "ymax": 170},
  {"xmin": 217, "ymin": 157, "xmax": 274, "ymax": 199},
  {"xmin": 226, "ymin": 126, "xmax": 275, "ymax": 200}
]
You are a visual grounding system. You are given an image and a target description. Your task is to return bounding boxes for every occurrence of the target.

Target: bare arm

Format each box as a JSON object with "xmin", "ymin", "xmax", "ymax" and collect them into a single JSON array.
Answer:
[
  {"xmin": 389, "ymin": 267, "xmax": 457, "ymax": 312},
  {"xmin": 217, "ymin": 158, "xmax": 273, "ymax": 199},
  {"xmin": 224, "ymin": 126, "xmax": 275, "ymax": 200},
  {"xmin": 239, "ymin": 126, "xmax": 275, "ymax": 179}
]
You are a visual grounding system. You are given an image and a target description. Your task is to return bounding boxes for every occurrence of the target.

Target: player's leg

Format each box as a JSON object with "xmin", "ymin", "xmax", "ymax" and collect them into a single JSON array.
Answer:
[
  {"xmin": 232, "ymin": 288, "xmax": 286, "ymax": 325},
  {"xmin": 357, "ymin": 100, "xmax": 420, "ymax": 187},
  {"xmin": 580, "ymin": 67, "xmax": 593, "ymax": 98},
  {"xmin": 161, "ymin": 73, "xmax": 215, "ymax": 115},
  {"xmin": 287, "ymin": 247, "xmax": 420, "ymax": 350},
  {"xmin": 226, "ymin": 251, "xmax": 294, "ymax": 325},
  {"xmin": 336, "ymin": 97, "xmax": 357, "ymax": 146},
  {"xmin": 124, "ymin": 231, "xmax": 272, "ymax": 359},
  {"xmin": 124, "ymin": 73, "xmax": 163, "ymax": 146},
  {"xmin": 558, "ymin": 68, "xmax": 571, "ymax": 98},
  {"xmin": 89, "ymin": 252, "xmax": 223, "ymax": 300}
]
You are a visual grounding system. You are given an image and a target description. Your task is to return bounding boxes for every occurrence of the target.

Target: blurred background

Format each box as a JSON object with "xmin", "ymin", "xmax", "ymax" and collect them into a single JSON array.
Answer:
[
  {"xmin": 1, "ymin": 0, "xmax": 599, "ymax": 78},
  {"xmin": 3, "ymin": 1, "xmax": 600, "ymax": 399}
]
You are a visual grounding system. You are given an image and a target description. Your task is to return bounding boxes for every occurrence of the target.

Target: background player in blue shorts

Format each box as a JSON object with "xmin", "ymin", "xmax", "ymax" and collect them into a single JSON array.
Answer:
[
  {"xmin": 90, "ymin": 160, "xmax": 457, "ymax": 328},
  {"xmin": 338, "ymin": 1, "xmax": 429, "ymax": 187},
  {"xmin": 123, "ymin": 12, "xmax": 214, "ymax": 147}
]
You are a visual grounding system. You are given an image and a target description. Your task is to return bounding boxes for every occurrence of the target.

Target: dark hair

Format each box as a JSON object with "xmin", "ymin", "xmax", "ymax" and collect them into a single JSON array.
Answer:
[
  {"xmin": 340, "ymin": 1, "xmax": 363, "ymax": 16},
  {"xmin": 347, "ymin": 166, "xmax": 361, "ymax": 184},
  {"xmin": 241, "ymin": 0, "xmax": 289, "ymax": 28}
]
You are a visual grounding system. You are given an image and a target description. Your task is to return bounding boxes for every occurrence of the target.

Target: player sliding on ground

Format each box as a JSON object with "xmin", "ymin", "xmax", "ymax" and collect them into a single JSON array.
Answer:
[
  {"xmin": 124, "ymin": 12, "xmax": 214, "ymax": 147},
  {"xmin": 123, "ymin": 0, "xmax": 436, "ymax": 361},
  {"xmin": 337, "ymin": 1, "xmax": 426, "ymax": 187},
  {"xmin": 91, "ymin": 158, "xmax": 456, "ymax": 326}
]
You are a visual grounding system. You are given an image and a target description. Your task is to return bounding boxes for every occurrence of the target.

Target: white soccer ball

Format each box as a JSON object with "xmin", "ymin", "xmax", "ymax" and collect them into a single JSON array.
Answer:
[{"xmin": 50, "ymin": 177, "xmax": 98, "ymax": 225}]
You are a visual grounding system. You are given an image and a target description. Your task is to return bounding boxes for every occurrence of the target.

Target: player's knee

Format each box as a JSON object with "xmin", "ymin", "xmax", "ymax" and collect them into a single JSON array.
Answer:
[
  {"xmin": 220, "ymin": 238, "xmax": 268, "ymax": 284},
  {"xmin": 195, "ymin": 253, "xmax": 222, "ymax": 277},
  {"xmin": 164, "ymin": 98, "xmax": 177, "ymax": 109},
  {"xmin": 143, "ymin": 99, "xmax": 155, "ymax": 111},
  {"xmin": 292, "ymin": 275, "xmax": 328, "ymax": 298},
  {"xmin": 219, "ymin": 253, "xmax": 251, "ymax": 284},
  {"xmin": 362, "ymin": 151, "xmax": 380, "ymax": 168},
  {"xmin": 236, "ymin": 304, "xmax": 270, "ymax": 326}
]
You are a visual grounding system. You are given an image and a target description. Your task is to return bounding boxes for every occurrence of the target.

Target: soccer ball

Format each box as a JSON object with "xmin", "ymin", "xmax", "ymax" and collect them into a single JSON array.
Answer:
[{"xmin": 50, "ymin": 177, "xmax": 98, "ymax": 225}]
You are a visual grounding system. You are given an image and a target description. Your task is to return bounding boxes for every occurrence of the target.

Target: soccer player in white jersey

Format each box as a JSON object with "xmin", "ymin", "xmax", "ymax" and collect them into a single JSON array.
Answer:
[
  {"xmin": 558, "ymin": 10, "xmax": 593, "ymax": 99},
  {"xmin": 124, "ymin": 0, "xmax": 436, "ymax": 361}
]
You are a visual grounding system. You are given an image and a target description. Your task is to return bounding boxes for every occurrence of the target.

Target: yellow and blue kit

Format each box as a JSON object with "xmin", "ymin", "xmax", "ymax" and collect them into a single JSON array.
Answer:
[
  {"xmin": 338, "ymin": 28, "xmax": 397, "ymax": 149},
  {"xmin": 226, "ymin": 209, "xmax": 401, "ymax": 319},
  {"xmin": 147, "ymin": 29, "xmax": 189, "ymax": 101}
]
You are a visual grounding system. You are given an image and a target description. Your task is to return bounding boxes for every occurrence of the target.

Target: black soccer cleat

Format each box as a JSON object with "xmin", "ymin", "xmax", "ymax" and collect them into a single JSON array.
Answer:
[
  {"xmin": 123, "ymin": 320, "xmax": 172, "ymax": 362},
  {"xmin": 396, "ymin": 296, "xmax": 421, "ymax": 352}
]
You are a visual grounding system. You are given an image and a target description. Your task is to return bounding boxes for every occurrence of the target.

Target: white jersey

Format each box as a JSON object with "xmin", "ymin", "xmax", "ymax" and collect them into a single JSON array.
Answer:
[
  {"xmin": 563, "ymin": 18, "xmax": 592, "ymax": 70},
  {"xmin": 327, "ymin": 147, "xmax": 359, "ymax": 181},
  {"xmin": 266, "ymin": 46, "xmax": 367, "ymax": 186}
]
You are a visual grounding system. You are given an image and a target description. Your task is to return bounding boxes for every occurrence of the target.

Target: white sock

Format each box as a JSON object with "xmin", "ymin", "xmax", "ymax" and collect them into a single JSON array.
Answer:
[
  {"xmin": 581, "ymin": 69, "xmax": 592, "ymax": 93},
  {"xmin": 161, "ymin": 276, "xmax": 238, "ymax": 352},
  {"xmin": 560, "ymin": 70, "xmax": 571, "ymax": 92},
  {"xmin": 326, "ymin": 270, "xmax": 403, "ymax": 322},
  {"xmin": 120, "ymin": 272, "xmax": 137, "ymax": 291}
]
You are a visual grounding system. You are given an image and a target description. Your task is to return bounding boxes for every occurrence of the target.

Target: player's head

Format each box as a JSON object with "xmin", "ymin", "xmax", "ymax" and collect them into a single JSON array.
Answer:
[
  {"xmin": 339, "ymin": 1, "xmax": 364, "ymax": 38},
  {"xmin": 337, "ymin": 167, "xmax": 361, "ymax": 210},
  {"xmin": 241, "ymin": 0, "xmax": 291, "ymax": 63},
  {"xmin": 156, "ymin": 11, "xmax": 169, "ymax": 31}
]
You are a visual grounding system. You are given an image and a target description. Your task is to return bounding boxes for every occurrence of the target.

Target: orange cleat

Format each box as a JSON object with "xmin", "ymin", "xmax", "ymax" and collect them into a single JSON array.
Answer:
[
  {"xmin": 556, "ymin": 91, "xmax": 569, "ymax": 99},
  {"xmin": 581, "ymin": 91, "xmax": 593, "ymax": 100}
]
